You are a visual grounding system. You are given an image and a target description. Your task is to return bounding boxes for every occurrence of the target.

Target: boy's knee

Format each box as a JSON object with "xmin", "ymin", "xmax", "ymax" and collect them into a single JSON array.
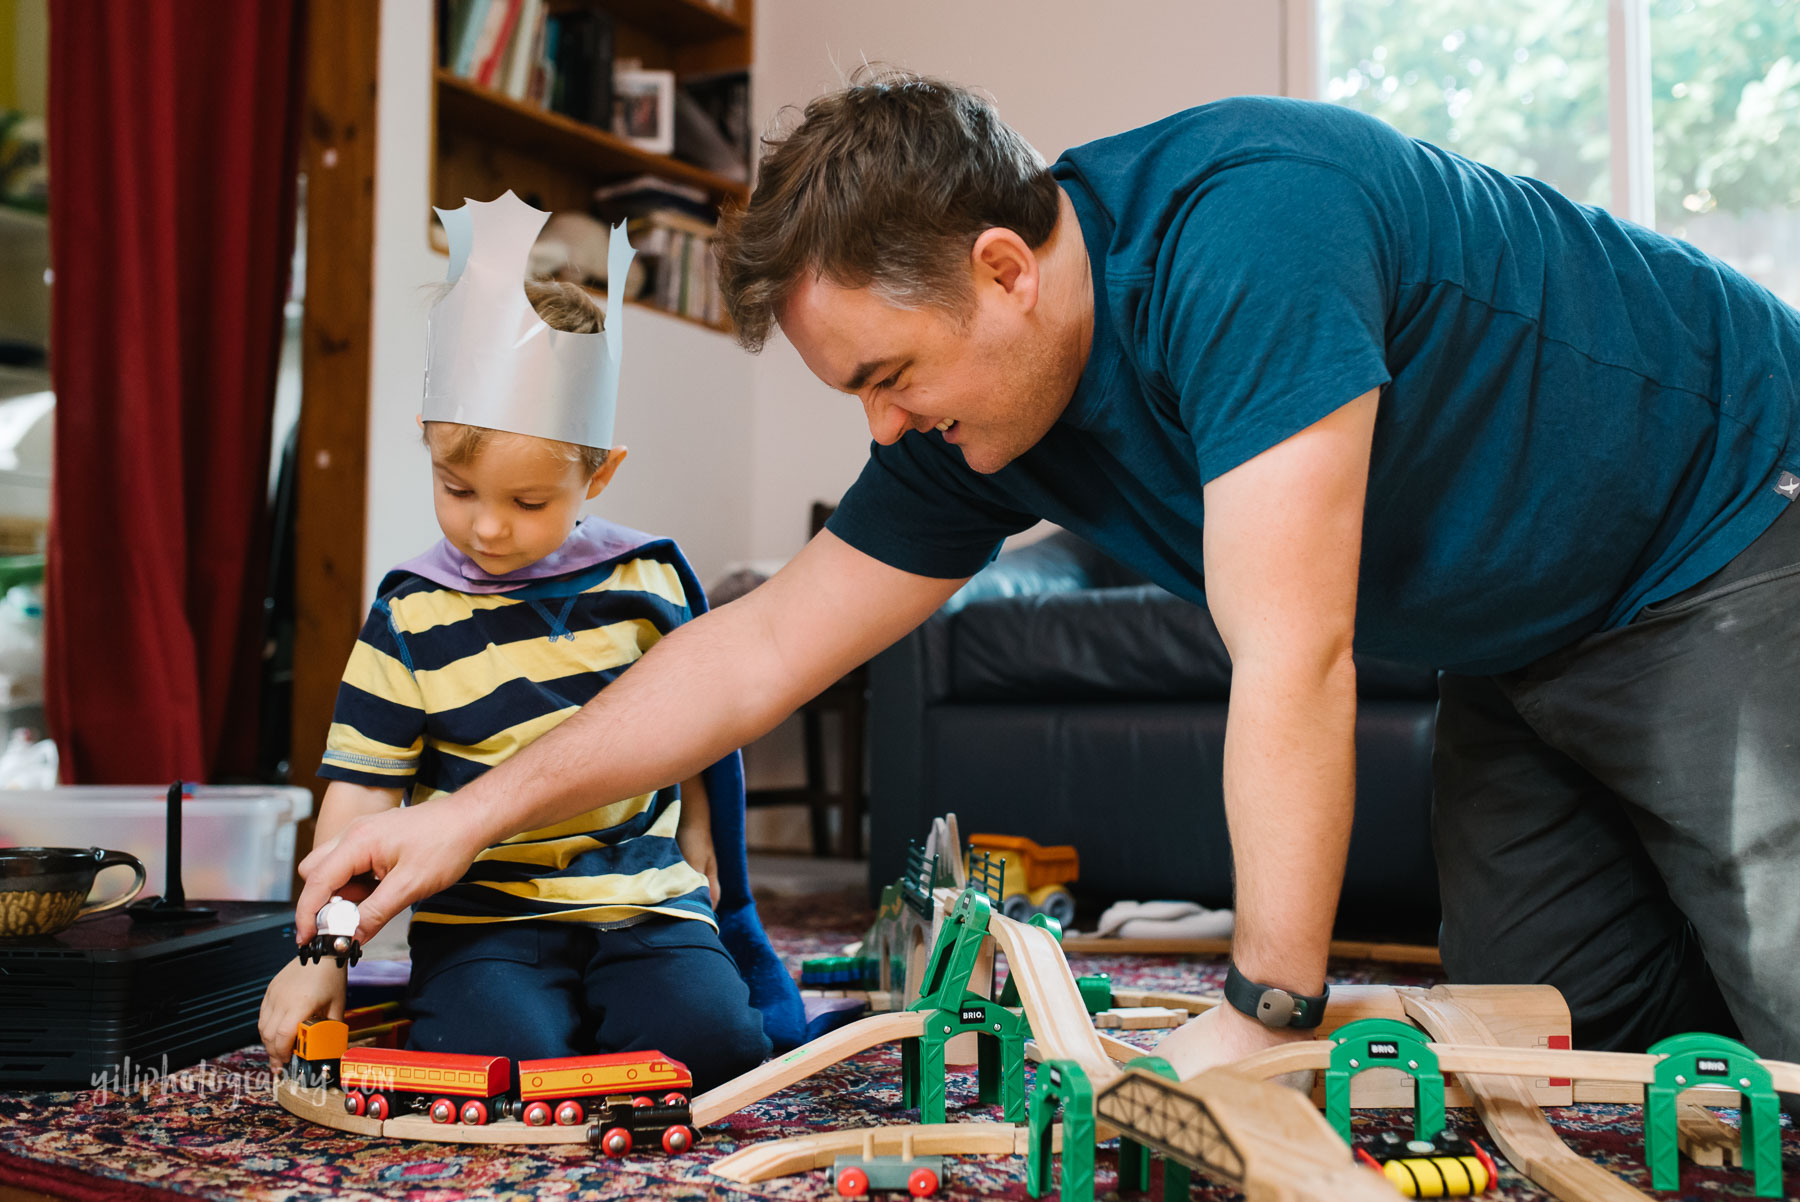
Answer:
[{"xmin": 680, "ymin": 1005, "xmax": 770, "ymax": 1092}]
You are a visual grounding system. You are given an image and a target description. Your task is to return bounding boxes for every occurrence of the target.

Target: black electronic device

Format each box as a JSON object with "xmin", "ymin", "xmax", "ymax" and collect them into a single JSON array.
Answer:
[{"xmin": 0, "ymin": 899, "xmax": 294, "ymax": 1088}]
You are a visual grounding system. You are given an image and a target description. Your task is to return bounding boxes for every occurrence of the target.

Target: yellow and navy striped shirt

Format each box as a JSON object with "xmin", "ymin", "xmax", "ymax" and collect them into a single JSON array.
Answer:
[{"xmin": 318, "ymin": 546, "xmax": 713, "ymax": 928}]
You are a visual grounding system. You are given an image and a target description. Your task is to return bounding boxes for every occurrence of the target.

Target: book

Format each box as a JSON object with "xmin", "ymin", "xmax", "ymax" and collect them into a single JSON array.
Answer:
[
  {"xmin": 450, "ymin": 0, "xmax": 491, "ymax": 76},
  {"xmin": 592, "ymin": 174, "xmax": 708, "ymax": 207},
  {"xmin": 593, "ymin": 174, "xmax": 716, "ymax": 225},
  {"xmin": 547, "ymin": 8, "xmax": 613, "ymax": 129},
  {"xmin": 499, "ymin": 0, "xmax": 543, "ymax": 101},
  {"xmin": 473, "ymin": 0, "xmax": 522, "ymax": 88}
]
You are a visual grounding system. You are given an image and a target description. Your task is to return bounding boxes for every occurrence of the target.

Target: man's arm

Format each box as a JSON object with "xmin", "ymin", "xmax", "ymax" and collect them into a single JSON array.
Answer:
[
  {"xmin": 1157, "ymin": 387, "xmax": 1376, "ymax": 1076},
  {"xmin": 296, "ymin": 529, "xmax": 969, "ymax": 943}
]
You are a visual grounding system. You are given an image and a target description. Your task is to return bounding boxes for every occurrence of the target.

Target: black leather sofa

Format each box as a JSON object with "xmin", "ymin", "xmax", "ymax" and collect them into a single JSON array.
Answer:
[{"xmin": 865, "ymin": 530, "xmax": 1442, "ymax": 941}]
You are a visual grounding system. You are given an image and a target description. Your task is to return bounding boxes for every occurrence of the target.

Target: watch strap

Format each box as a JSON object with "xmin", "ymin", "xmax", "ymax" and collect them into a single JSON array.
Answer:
[{"xmin": 1223, "ymin": 962, "xmax": 1329, "ymax": 1030}]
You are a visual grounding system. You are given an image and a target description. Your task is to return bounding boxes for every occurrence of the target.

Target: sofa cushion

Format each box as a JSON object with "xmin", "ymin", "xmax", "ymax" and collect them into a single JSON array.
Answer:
[
  {"xmin": 951, "ymin": 585, "xmax": 1234, "ymax": 701},
  {"xmin": 947, "ymin": 585, "xmax": 1437, "ymax": 702}
]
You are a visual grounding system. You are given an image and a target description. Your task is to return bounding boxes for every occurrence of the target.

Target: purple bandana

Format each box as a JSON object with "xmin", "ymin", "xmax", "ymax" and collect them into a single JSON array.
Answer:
[{"xmin": 394, "ymin": 517, "xmax": 658, "ymax": 594}]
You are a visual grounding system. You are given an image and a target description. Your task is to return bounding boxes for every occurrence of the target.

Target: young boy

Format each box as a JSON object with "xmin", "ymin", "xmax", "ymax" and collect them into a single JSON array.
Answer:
[{"xmin": 259, "ymin": 193, "xmax": 798, "ymax": 1090}]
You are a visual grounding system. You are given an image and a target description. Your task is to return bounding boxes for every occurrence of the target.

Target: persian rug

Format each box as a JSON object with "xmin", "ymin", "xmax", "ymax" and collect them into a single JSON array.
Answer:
[{"xmin": 0, "ymin": 890, "xmax": 1790, "ymax": 1200}]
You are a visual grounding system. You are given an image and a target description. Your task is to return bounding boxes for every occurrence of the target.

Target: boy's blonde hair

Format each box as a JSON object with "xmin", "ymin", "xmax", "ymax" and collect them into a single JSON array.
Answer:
[{"xmin": 423, "ymin": 278, "xmax": 611, "ymax": 474}]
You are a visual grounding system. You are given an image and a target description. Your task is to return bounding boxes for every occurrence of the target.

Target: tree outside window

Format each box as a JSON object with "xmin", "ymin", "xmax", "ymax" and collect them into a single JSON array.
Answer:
[{"xmin": 1317, "ymin": 0, "xmax": 1800, "ymax": 303}]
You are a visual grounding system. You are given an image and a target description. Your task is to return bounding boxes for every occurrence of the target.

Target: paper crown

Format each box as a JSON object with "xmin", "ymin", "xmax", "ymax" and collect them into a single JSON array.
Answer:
[{"xmin": 422, "ymin": 191, "xmax": 635, "ymax": 448}]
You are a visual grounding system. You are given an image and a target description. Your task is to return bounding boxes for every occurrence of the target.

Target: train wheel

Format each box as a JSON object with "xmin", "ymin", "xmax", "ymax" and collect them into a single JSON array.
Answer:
[
  {"xmin": 661, "ymin": 1125, "xmax": 694, "ymax": 1154},
  {"xmin": 599, "ymin": 1126, "xmax": 632, "ymax": 1158},
  {"xmin": 522, "ymin": 1101, "xmax": 553, "ymax": 1126},
  {"xmin": 460, "ymin": 1099, "xmax": 489, "ymax": 1126},
  {"xmin": 660, "ymin": 1091, "xmax": 688, "ymax": 1107},
  {"xmin": 343, "ymin": 1090, "xmax": 366, "ymax": 1117},
  {"xmin": 555, "ymin": 1100, "xmax": 584, "ymax": 1126},
  {"xmin": 836, "ymin": 1166, "xmax": 869, "ymax": 1197},
  {"xmin": 429, "ymin": 1097, "xmax": 456, "ymax": 1124},
  {"xmin": 908, "ymin": 1166, "xmax": 940, "ymax": 1197},
  {"xmin": 366, "ymin": 1092, "xmax": 390, "ymax": 1121},
  {"xmin": 631, "ymin": 1095, "xmax": 654, "ymax": 1108}
]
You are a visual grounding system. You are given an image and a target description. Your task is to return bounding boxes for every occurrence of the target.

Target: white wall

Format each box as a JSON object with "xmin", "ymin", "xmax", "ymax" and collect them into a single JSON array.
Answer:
[
  {"xmin": 742, "ymin": 1, "xmax": 1288, "ymax": 561},
  {"xmin": 367, "ymin": 0, "xmax": 755, "ymax": 600}
]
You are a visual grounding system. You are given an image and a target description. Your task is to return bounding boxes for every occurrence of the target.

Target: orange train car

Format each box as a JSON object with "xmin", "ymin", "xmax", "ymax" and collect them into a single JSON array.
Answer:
[
  {"xmin": 289, "ymin": 1018, "xmax": 350, "ymax": 1088},
  {"xmin": 340, "ymin": 1047, "xmax": 511, "ymax": 1124},
  {"xmin": 515, "ymin": 1051, "xmax": 695, "ymax": 1154}
]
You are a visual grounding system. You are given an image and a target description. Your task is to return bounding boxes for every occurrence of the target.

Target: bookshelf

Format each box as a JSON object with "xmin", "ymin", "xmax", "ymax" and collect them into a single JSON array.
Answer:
[{"xmin": 432, "ymin": 0, "xmax": 754, "ymax": 332}]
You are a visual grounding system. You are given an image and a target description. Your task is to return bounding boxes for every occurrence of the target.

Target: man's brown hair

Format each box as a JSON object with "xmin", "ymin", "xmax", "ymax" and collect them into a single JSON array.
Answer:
[{"xmin": 716, "ymin": 67, "xmax": 1061, "ymax": 352}]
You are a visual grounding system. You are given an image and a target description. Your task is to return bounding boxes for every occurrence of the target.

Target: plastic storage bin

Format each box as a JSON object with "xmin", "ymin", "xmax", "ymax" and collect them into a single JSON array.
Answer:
[{"xmin": 0, "ymin": 784, "xmax": 314, "ymax": 901}]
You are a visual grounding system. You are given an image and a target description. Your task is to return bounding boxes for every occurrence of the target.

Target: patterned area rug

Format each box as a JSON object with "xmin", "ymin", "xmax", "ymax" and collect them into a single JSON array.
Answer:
[{"xmin": 0, "ymin": 890, "xmax": 1791, "ymax": 1201}]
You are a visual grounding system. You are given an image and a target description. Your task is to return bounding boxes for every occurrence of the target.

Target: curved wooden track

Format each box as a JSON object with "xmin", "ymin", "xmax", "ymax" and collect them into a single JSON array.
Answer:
[
  {"xmin": 709, "ymin": 1121, "xmax": 1052, "ymax": 1184},
  {"xmin": 274, "ymin": 1078, "xmax": 591, "ymax": 1145},
  {"xmin": 987, "ymin": 911, "xmax": 1119, "ymax": 1083},
  {"xmin": 690, "ymin": 1009, "xmax": 926, "ymax": 1127}
]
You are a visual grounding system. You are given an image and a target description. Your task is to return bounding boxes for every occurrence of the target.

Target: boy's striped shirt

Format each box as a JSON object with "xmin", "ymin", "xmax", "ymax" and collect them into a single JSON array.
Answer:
[{"xmin": 318, "ymin": 546, "xmax": 713, "ymax": 928}]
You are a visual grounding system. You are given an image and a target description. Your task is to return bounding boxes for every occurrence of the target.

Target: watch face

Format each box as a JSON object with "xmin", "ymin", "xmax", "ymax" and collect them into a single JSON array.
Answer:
[{"xmin": 1257, "ymin": 988, "xmax": 1296, "ymax": 1026}]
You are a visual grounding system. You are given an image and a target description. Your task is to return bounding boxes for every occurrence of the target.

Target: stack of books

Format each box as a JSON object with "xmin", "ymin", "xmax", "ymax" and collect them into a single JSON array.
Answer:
[
  {"xmin": 440, "ymin": 0, "xmax": 614, "ymax": 129},
  {"xmin": 595, "ymin": 176, "xmax": 726, "ymax": 327}
]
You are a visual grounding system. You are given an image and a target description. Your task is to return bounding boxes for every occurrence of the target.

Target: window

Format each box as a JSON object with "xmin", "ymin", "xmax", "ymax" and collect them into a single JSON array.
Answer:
[{"xmin": 1306, "ymin": 0, "xmax": 1800, "ymax": 304}]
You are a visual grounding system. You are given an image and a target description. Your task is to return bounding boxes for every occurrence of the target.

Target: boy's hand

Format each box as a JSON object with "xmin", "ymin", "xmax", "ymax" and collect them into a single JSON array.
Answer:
[
  {"xmin": 258, "ymin": 958, "xmax": 347, "ymax": 1074},
  {"xmin": 677, "ymin": 776, "xmax": 720, "ymax": 904}
]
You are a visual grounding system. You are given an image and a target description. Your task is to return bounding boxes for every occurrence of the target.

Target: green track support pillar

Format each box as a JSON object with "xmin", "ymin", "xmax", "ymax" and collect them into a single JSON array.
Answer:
[
  {"xmin": 1027, "ymin": 1060, "xmax": 1094, "ymax": 1202},
  {"xmin": 1325, "ymin": 1017, "xmax": 1444, "ymax": 1144},
  {"xmin": 1645, "ymin": 1032, "xmax": 1782, "ymax": 1198},
  {"xmin": 910, "ymin": 999, "xmax": 1027, "ymax": 1123},
  {"xmin": 912, "ymin": 888, "xmax": 993, "ymax": 1014}
]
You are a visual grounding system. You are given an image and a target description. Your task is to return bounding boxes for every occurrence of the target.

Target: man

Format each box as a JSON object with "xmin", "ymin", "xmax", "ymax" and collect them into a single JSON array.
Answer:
[{"xmin": 300, "ymin": 71, "xmax": 1800, "ymax": 1075}]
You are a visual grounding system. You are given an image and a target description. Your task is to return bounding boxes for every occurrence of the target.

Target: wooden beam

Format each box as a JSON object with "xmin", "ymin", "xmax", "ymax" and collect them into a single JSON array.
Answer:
[
  {"xmin": 290, "ymin": 0, "xmax": 376, "ymax": 866},
  {"xmin": 1060, "ymin": 934, "xmax": 1442, "ymax": 966}
]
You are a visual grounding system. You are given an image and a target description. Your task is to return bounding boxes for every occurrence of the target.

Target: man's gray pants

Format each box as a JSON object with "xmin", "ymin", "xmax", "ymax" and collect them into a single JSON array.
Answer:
[{"xmin": 1435, "ymin": 499, "xmax": 1800, "ymax": 1063}]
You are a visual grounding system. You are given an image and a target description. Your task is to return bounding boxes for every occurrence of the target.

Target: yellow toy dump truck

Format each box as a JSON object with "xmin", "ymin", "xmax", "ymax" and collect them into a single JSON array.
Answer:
[{"xmin": 966, "ymin": 834, "xmax": 1079, "ymax": 927}]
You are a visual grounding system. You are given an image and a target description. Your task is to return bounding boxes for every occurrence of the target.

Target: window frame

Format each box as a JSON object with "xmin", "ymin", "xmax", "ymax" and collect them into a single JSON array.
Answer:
[{"xmin": 1288, "ymin": 0, "xmax": 1657, "ymax": 225}]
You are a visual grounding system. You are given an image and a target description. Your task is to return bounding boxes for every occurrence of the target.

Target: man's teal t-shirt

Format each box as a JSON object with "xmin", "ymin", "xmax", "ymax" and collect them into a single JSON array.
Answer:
[{"xmin": 827, "ymin": 96, "xmax": 1800, "ymax": 674}]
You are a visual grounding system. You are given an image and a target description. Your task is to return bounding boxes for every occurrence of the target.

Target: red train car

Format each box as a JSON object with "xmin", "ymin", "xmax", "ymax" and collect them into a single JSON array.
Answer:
[
  {"xmin": 340, "ymin": 1047, "xmax": 511, "ymax": 1125},
  {"xmin": 514, "ymin": 1052, "xmax": 696, "ymax": 1154}
]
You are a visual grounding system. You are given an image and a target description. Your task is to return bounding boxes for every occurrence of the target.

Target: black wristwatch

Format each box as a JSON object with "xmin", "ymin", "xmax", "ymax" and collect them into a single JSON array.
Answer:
[{"xmin": 1223, "ymin": 963, "xmax": 1330, "ymax": 1030}]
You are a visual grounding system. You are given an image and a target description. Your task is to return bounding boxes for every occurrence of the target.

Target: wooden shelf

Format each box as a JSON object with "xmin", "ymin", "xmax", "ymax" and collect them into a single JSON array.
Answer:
[
  {"xmin": 585, "ymin": 0, "xmax": 746, "ymax": 45},
  {"xmin": 436, "ymin": 70, "xmax": 748, "ymax": 206}
]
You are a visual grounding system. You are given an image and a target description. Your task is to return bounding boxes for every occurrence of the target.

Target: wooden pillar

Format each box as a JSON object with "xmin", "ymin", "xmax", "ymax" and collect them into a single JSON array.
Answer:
[{"xmin": 291, "ymin": 0, "xmax": 377, "ymax": 870}]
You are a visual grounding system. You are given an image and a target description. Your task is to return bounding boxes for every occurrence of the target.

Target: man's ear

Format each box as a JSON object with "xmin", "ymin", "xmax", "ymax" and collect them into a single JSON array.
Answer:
[
  {"xmin": 586, "ymin": 446, "xmax": 629, "ymax": 499},
  {"xmin": 971, "ymin": 227, "xmax": 1039, "ymax": 313}
]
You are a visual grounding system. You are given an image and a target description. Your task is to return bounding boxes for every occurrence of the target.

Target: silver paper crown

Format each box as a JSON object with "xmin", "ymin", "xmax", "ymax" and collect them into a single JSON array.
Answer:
[{"xmin": 422, "ymin": 191, "xmax": 634, "ymax": 448}]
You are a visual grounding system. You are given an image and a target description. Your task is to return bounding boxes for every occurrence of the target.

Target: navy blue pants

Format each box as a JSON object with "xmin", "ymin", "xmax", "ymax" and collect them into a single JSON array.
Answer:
[{"xmin": 404, "ymin": 915, "xmax": 770, "ymax": 1093}]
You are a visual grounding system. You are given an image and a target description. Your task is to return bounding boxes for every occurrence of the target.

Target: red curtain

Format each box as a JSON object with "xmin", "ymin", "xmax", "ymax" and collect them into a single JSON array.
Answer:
[{"xmin": 45, "ymin": 2, "xmax": 307, "ymax": 783}]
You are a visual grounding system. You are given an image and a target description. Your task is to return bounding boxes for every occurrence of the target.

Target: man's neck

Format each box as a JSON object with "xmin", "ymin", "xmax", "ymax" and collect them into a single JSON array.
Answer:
[{"xmin": 1043, "ymin": 186, "xmax": 1096, "ymax": 385}]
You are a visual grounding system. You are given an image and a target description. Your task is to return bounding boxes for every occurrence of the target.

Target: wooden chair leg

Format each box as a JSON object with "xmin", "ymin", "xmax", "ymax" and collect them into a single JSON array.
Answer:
[
  {"xmin": 841, "ymin": 690, "xmax": 867, "ymax": 860},
  {"xmin": 802, "ymin": 704, "xmax": 832, "ymax": 857}
]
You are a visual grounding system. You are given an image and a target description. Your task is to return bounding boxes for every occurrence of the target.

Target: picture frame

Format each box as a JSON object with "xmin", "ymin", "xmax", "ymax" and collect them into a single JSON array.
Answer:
[{"xmin": 612, "ymin": 68, "xmax": 676, "ymax": 155}]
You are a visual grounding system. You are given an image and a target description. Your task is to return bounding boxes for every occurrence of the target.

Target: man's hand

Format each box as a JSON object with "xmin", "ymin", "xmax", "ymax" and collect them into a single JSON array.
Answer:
[
  {"xmin": 294, "ymin": 801, "xmax": 488, "ymax": 946},
  {"xmin": 1154, "ymin": 1003, "xmax": 1318, "ymax": 1090}
]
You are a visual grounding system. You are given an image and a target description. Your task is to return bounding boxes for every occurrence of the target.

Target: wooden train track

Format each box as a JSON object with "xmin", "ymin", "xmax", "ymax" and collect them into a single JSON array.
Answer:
[
  {"xmin": 1397, "ymin": 986, "xmax": 1651, "ymax": 1202},
  {"xmin": 709, "ymin": 1121, "xmax": 1054, "ymax": 1184},
  {"xmin": 690, "ymin": 1009, "xmax": 925, "ymax": 1127}
]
